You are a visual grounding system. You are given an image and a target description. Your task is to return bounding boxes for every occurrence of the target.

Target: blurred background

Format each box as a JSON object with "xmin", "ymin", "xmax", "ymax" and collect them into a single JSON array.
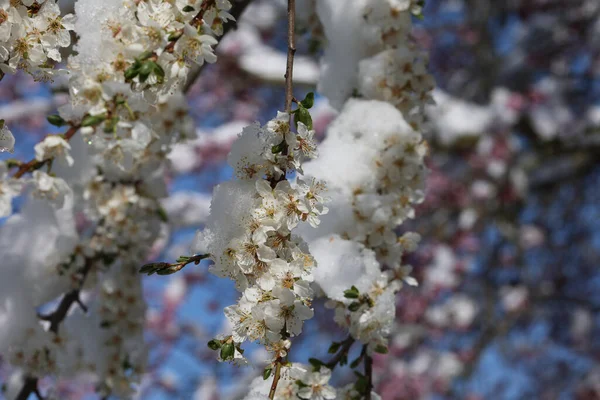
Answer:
[{"xmin": 1, "ymin": 0, "xmax": 600, "ymax": 398}]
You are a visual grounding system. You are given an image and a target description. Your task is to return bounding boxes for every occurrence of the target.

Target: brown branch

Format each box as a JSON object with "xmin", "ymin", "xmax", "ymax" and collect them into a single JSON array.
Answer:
[
  {"xmin": 364, "ymin": 347, "xmax": 373, "ymax": 400},
  {"xmin": 284, "ymin": 0, "xmax": 296, "ymax": 113},
  {"xmin": 268, "ymin": 3, "xmax": 296, "ymax": 396},
  {"xmin": 325, "ymin": 336, "xmax": 355, "ymax": 369},
  {"xmin": 268, "ymin": 359, "xmax": 283, "ymax": 399}
]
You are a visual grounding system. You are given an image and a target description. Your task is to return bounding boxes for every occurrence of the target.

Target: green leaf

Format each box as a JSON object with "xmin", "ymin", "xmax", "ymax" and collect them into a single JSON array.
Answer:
[
  {"xmin": 350, "ymin": 355, "xmax": 363, "ymax": 369},
  {"xmin": 354, "ymin": 374, "xmax": 368, "ymax": 394},
  {"xmin": 220, "ymin": 342, "xmax": 235, "ymax": 361},
  {"xmin": 0, "ymin": 119, "xmax": 4, "ymax": 129},
  {"xmin": 343, "ymin": 286, "xmax": 360, "ymax": 299},
  {"xmin": 271, "ymin": 140, "xmax": 286, "ymax": 154},
  {"xmin": 374, "ymin": 344, "xmax": 388, "ymax": 354},
  {"xmin": 339, "ymin": 354, "xmax": 348, "ymax": 366},
  {"xmin": 81, "ymin": 114, "xmax": 106, "ymax": 127},
  {"xmin": 308, "ymin": 358, "xmax": 323, "ymax": 371},
  {"xmin": 328, "ymin": 342, "xmax": 341, "ymax": 354},
  {"xmin": 295, "ymin": 106, "xmax": 313, "ymax": 130},
  {"xmin": 138, "ymin": 61, "xmax": 153, "ymax": 83},
  {"xmin": 5, "ymin": 159, "xmax": 22, "ymax": 168},
  {"xmin": 348, "ymin": 302, "xmax": 361, "ymax": 312},
  {"xmin": 47, "ymin": 114, "xmax": 67, "ymax": 127},
  {"xmin": 137, "ymin": 50, "xmax": 154, "ymax": 61},
  {"xmin": 168, "ymin": 30, "xmax": 183, "ymax": 41},
  {"xmin": 139, "ymin": 262, "xmax": 170, "ymax": 275},
  {"xmin": 101, "ymin": 253, "xmax": 117, "ymax": 266},
  {"xmin": 263, "ymin": 366, "xmax": 272, "ymax": 380},
  {"xmin": 207, "ymin": 339, "xmax": 221, "ymax": 350},
  {"xmin": 152, "ymin": 61, "xmax": 165, "ymax": 83},
  {"xmin": 182, "ymin": 5, "xmax": 195, "ymax": 12},
  {"xmin": 103, "ymin": 117, "xmax": 119, "ymax": 133},
  {"xmin": 300, "ymin": 92, "xmax": 314, "ymax": 109},
  {"xmin": 124, "ymin": 66, "xmax": 139, "ymax": 81},
  {"xmin": 157, "ymin": 207, "xmax": 169, "ymax": 222}
]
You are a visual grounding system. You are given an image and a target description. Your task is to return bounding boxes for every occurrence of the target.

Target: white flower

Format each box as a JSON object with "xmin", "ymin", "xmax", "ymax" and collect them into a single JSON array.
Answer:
[
  {"xmin": 265, "ymin": 287, "xmax": 313, "ymax": 337},
  {"xmin": 275, "ymin": 180, "xmax": 308, "ymax": 230},
  {"xmin": 296, "ymin": 368, "xmax": 336, "ymax": 400},
  {"xmin": 0, "ymin": 1, "xmax": 21, "ymax": 43},
  {"xmin": 34, "ymin": 135, "xmax": 74, "ymax": 166},
  {"xmin": 175, "ymin": 23, "xmax": 218, "ymax": 66},
  {"xmin": 31, "ymin": 171, "xmax": 70, "ymax": 208},
  {"xmin": 398, "ymin": 231, "xmax": 421, "ymax": 252},
  {"xmin": 290, "ymin": 122, "xmax": 318, "ymax": 160}
]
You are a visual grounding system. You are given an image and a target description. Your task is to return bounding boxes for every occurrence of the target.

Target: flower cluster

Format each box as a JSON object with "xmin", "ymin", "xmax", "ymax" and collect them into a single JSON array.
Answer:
[
  {"xmin": 358, "ymin": 45, "xmax": 434, "ymax": 130},
  {"xmin": 244, "ymin": 363, "xmax": 336, "ymax": 400},
  {"xmin": 314, "ymin": 0, "xmax": 434, "ymax": 129},
  {"xmin": 92, "ymin": 263, "xmax": 147, "ymax": 397},
  {"xmin": 300, "ymin": 68, "xmax": 428, "ymax": 353},
  {"xmin": 359, "ymin": 0, "xmax": 434, "ymax": 130},
  {"xmin": 194, "ymin": 111, "xmax": 327, "ymax": 360},
  {"xmin": 0, "ymin": 0, "xmax": 237, "ymax": 397},
  {"xmin": 0, "ymin": 0, "xmax": 75, "ymax": 80}
]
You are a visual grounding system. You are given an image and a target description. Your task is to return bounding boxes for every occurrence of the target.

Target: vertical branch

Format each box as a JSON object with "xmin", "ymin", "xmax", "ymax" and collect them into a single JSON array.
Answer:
[
  {"xmin": 268, "ymin": 359, "xmax": 283, "ymax": 399},
  {"xmin": 269, "ymin": 2, "xmax": 296, "ymax": 397},
  {"xmin": 284, "ymin": 0, "xmax": 296, "ymax": 113},
  {"xmin": 364, "ymin": 350, "xmax": 373, "ymax": 400}
]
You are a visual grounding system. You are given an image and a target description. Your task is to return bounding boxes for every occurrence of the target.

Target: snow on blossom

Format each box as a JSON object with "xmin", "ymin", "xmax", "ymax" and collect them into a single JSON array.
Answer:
[
  {"xmin": 194, "ymin": 111, "xmax": 326, "ymax": 361},
  {"xmin": 296, "ymin": 97, "xmax": 425, "ymax": 353},
  {"xmin": 314, "ymin": 0, "xmax": 372, "ymax": 109},
  {"xmin": 0, "ymin": 121, "xmax": 15, "ymax": 153},
  {"xmin": 34, "ymin": 135, "xmax": 74, "ymax": 166}
]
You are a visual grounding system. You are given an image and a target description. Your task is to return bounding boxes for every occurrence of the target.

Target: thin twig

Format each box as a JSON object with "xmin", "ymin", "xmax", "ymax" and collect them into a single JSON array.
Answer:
[
  {"xmin": 268, "ymin": 359, "xmax": 283, "ymax": 399},
  {"xmin": 284, "ymin": 0, "xmax": 296, "ymax": 113},
  {"xmin": 325, "ymin": 336, "xmax": 355, "ymax": 369},
  {"xmin": 364, "ymin": 347, "xmax": 373, "ymax": 400},
  {"xmin": 268, "ymin": 2, "xmax": 296, "ymax": 396}
]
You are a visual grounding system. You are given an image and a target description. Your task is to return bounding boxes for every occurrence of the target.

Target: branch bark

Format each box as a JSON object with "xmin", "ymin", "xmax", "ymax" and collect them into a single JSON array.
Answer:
[
  {"xmin": 284, "ymin": 0, "xmax": 296, "ymax": 113},
  {"xmin": 364, "ymin": 348, "xmax": 373, "ymax": 400}
]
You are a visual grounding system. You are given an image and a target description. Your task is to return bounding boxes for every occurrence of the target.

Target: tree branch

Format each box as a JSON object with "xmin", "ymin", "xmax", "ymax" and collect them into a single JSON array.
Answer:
[
  {"xmin": 284, "ymin": 0, "xmax": 296, "ymax": 113},
  {"xmin": 325, "ymin": 336, "xmax": 355, "ymax": 369},
  {"xmin": 268, "ymin": 1, "xmax": 296, "ymax": 396},
  {"xmin": 268, "ymin": 359, "xmax": 283, "ymax": 399},
  {"xmin": 364, "ymin": 347, "xmax": 373, "ymax": 400}
]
